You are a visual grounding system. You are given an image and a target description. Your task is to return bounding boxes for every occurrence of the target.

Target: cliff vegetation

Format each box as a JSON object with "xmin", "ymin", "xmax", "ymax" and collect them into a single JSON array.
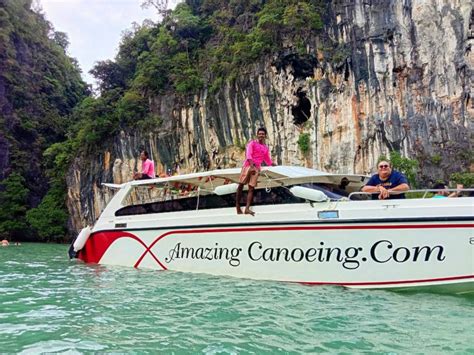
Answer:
[{"xmin": 0, "ymin": 0, "xmax": 87, "ymax": 241}]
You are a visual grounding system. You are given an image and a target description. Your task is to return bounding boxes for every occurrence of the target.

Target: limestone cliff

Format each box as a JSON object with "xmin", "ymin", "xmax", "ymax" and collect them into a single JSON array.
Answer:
[{"xmin": 67, "ymin": 0, "xmax": 473, "ymax": 232}]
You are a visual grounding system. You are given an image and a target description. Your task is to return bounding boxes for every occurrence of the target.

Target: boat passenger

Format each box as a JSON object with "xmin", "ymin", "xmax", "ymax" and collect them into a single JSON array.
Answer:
[
  {"xmin": 329, "ymin": 177, "xmax": 350, "ymax": 197},
  {"xmin": 361, "ymin": 160, "xmax": 409, "ymax": 199},
  {"xmin": 339, "ymin": 177, "xmax": 350, "ymax": 191},
  {"xmin": 432, "ymin": 182, "xmax": 463, "ymax": 198},
  {"xmin": 133, "ymin": 150, "xmax": 155, "ymax": 180},
  {"xmin": 236, "ymin": 127, "xmax": 274, "ymax": 215}
]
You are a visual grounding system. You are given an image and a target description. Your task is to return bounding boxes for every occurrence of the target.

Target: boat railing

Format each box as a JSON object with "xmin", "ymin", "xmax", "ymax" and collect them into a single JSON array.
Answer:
[{"xmin": 348, "ymin": 188, "xmax": 474, "ymax": 200}]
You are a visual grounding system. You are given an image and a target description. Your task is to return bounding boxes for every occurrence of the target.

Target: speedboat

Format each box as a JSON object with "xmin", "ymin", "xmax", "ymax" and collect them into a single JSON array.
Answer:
[{"xmin": 69, "ymin": 166, "xmax": 474, "ymax": 294}]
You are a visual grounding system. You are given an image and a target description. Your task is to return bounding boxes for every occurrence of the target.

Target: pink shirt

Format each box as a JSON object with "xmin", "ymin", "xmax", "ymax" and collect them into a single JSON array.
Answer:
[
  {"xmin": 243, "ymin": 140, "xmax": 272, "ymax": 169},
  {"xmin": 142, "ymin": 159, "xmax": 155, "ymax": 178}
]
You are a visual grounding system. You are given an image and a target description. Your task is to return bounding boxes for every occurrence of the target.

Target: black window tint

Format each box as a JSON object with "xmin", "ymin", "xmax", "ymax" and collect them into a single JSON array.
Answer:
[{"xmin": 115, "ymin": 186, "xmax": 314, "ymax": 217}]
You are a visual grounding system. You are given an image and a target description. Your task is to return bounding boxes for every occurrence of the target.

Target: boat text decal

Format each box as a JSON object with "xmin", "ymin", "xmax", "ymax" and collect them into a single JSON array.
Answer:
[{"xmin": 164, "ymin": 239, "xmax": 446, "ymax": 270}]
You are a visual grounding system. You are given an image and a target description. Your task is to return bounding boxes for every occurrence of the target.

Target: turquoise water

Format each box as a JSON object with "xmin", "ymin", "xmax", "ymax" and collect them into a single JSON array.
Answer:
[{"xmin": 1, "ymin": 244, "xmax": 473, "ymax": 353}]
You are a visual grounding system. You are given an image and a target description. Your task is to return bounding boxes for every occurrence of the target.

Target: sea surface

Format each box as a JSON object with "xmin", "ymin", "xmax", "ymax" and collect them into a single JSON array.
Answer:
[{"xmin": 1, "ymin": 243, "xmax": 473, "ymax": 354}]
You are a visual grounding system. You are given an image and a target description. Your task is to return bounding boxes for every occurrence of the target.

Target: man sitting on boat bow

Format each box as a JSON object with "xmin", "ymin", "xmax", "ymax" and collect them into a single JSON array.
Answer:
[{"xmin": 133, "ymin": 150, "xmax": 155, "ymax": 180}]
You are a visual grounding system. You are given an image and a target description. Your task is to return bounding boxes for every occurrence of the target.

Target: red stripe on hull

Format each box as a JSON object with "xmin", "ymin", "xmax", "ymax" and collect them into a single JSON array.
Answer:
[{"xmin": 299, "ymin": 274, "xmax": 474, "ymax": 286}]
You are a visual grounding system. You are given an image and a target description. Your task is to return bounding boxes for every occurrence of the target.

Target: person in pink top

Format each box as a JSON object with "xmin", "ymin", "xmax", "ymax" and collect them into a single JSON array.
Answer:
[
  {"xmin": 236, "ymin": 127, "xmax": 274, "ymax": 215},
  {"xmin": 133, "ymin": 150, "xmax": 155, "ymax": 180}
]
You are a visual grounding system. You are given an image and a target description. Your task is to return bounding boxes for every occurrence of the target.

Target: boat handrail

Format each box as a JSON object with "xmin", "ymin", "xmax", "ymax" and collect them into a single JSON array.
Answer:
[
  {"xmin": 348, "ymin": 188, "xmax": 474, "ymax": 200},
  {"xmin": 102, "ymin": 183, "xmax": 123, "ymax": 189}
]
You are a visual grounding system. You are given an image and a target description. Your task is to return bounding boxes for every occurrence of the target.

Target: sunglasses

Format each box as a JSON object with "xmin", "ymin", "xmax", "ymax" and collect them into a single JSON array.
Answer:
[{"xmin": 378, "ymin": 165, "xmax": 389, "ymax": 168}]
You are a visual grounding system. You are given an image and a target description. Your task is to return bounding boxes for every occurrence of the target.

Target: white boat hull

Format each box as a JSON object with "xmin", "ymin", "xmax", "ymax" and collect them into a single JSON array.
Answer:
[
  {"xmin": 73, "ymin": 166, "xmax": 474, "ymax": 294},
  {"xmin": 78, "ymin": 220, "xmax": 474, "ymax": 292}
]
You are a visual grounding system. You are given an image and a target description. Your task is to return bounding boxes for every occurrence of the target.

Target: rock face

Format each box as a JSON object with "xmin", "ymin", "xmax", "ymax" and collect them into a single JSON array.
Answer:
[{"xmin": 67, "ymin": 0, "xmax": 473, "ymax": 232}]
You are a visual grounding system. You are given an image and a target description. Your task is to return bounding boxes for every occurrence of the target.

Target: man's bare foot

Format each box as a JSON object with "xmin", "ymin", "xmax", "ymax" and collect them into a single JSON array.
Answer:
[
  {"xmin": 237, "ymin": 208, "xmax": 243, "ymax": 214},
  {"xmin": 244, "ymin": 209, "xmax": 255, "ymax": 216}
]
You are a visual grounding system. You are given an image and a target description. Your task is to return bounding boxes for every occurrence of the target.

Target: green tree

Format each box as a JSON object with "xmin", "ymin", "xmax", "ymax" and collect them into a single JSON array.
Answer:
[
  {"xmin": 141, "ymin": 0, "xmax": 170, "ymax": 18},
  {"xmin": 297, "ymin": 133, "xmax": 311, "ymax": 156},
  {"xmin": 0, "ymin": 173, "xmax": 29, "ymax": 239},
  {"xmin": 89, "ymin": 60, "xmax": 127, "ymax": 94},
  {"xmin": 116, "ymin": 90, "xmax": 149, "ymax": 126},
  {"xmin": 168, "ymin": 3, "xmax": 202, "ymax": 39},
  {"xmin": 379, "ymin": 151, "xmax": 419, "ymax": 187},
  {"xmin": 25, "ymin": 139, "xmax": 75, "ymax": 241},
  {"xmin": 282, "ymin": 2, "xmax": 323, "ymax": 33},
  {"xmin": 450, "ymin": 172, "xmax": 474, "ymax": 187},
  {"xmin": 26, "ymin": 185, "xmax": 68, "ymax": 241},
  {"xmin": 52, "ymin": 31, "xmax": 69, "ymax": 51}
]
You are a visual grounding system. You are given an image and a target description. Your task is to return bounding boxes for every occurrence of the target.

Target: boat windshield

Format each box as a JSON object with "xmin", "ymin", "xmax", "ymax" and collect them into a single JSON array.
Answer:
[{"xmin": 115, "ymin": 183, "xmax": 342, "ymax": 216}]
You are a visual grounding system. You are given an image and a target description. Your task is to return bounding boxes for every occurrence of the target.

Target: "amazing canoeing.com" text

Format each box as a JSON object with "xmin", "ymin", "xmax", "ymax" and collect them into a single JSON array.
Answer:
[{"xmin": 164, "ymin": 240, "xmax": 446, "ymax": 270}]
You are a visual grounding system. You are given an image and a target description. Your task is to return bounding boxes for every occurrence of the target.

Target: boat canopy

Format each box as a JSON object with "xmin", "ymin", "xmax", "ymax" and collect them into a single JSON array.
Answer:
[{"xmin": 120, "ymin": 166, "xmax": 369, "ymax": 193}]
